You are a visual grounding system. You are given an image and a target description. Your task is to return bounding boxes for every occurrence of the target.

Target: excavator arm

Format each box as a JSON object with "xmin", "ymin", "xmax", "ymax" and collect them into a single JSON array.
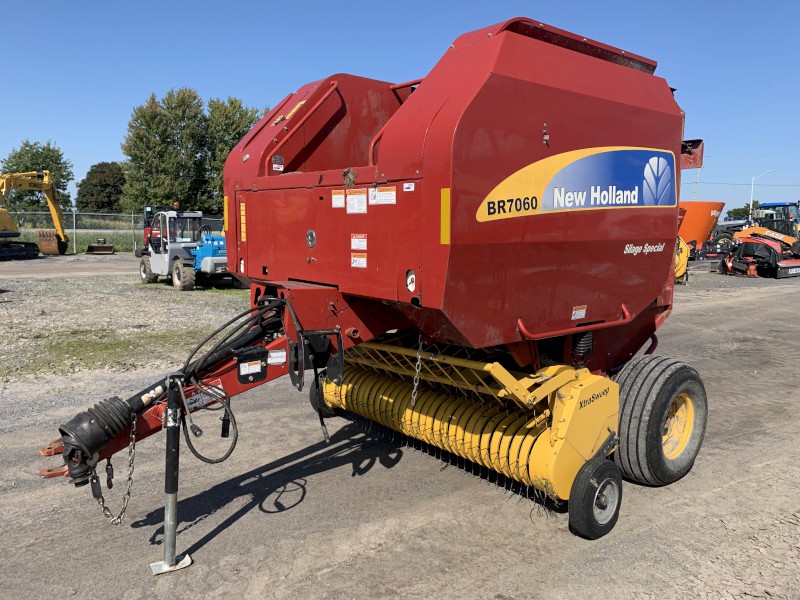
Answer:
[
  {"xmin": 0, "ymin": 175, "xmax": 22, "ymax": 238},
  {"xmin": 0, "ymin": 171, "xmax": 69, "ymax": 254}
]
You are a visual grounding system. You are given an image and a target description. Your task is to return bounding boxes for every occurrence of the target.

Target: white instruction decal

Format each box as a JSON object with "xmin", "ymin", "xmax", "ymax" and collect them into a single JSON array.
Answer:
[
  {"xmin": 351, "ymin": 253, "xmax": 367, "ymax": 268},
  {"xmin": 368, "ymin": 185, "xmax": 397, "ymax": 205},
  {"xmin": 346, "ymin": 189, "xmax": 368, "ymax": 214},
  {"xmin": 403, "ymin": 182, "xmax": 415, "ymax": 192},
  {"xmin": 239, "ymin": 360, "xmax": 262, "ymax": 376},
  {"xmin": 571, "ymin": 305, "xmax": 587, "ymax": 320},
  {"xmin": 351, "ymin": 234, "xmax": 367, "ymax": 250},
  {"xmin": 268, "ymin": 349, "xmax": 287, "ymax": 365},
  {"xmin": 332, "ymin": 190, "xmax": 345, "ymax": 208}
]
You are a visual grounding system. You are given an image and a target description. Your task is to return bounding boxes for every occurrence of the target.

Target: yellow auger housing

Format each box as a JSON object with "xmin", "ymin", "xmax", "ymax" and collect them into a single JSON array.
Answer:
[{"xmin": 322, "ymin": 343, "xmax": 619, "ymax": 502}]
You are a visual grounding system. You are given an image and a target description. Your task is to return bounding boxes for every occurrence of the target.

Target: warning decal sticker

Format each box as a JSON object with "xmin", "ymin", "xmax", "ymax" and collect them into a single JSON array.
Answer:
[
  {"xmin": 369, "ymin": 186, "xmax": 397, "ymax": 205},
  {"xmin": 350, "ymin": 234, "xmax": 367, "ymax": 250},
  {"xmin": 571, "ymin": 305, "xmax": 588, "ymax": 320},
  {"xmin": 346, "ymin": 189, "xmax": 368, "ymax": 214},
  {"xmin": 350, "ymin": 253, "xmax": 367, "ymax": 268}
]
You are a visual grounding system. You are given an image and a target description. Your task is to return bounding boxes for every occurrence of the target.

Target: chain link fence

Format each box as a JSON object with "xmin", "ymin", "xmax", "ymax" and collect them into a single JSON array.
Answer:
[{"xmin": 10, "ymin": 211, "xmax": 224, "ymax": 254}]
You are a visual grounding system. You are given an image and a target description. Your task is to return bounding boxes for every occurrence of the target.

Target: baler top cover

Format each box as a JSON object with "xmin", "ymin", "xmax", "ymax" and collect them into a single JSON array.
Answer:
[{"xmin": 225, "ymin": 17, "xmax": 683, "ymax": 355}]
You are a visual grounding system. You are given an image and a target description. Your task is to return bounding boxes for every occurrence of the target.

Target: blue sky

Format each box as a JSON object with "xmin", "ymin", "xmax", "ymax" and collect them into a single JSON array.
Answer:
[{"xmin": 2, "ymin": 1, "xmax": 798, "ymax": 212}]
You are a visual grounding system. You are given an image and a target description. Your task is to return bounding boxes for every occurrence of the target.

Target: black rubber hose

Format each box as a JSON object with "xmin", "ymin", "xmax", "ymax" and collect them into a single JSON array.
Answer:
[
  {"xmin": 185, "ymin": 315, "xmax": 281, "ymax": 380},
  {"xmin": 181, "ymin": 304, "xmax": 265, "ymax": 373},
  {"xmin": 181, "ymin": 378, "xmax": 238, "ymax": 464},
  {"xmin": 183, "ymin": 301, "xmax": 283, "ymax": 377},
  {"xmin": 192, "ymin": 312, "xmax": 280, "ymax": 373}
]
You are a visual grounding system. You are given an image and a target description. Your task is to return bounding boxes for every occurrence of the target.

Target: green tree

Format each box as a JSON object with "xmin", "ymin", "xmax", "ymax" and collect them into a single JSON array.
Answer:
[
  {"xmin": 120, "ymin": 89, "xmax": 208, "ymax": 213},
  {"xmin": 120, "ymin": 89, "xmax": 262, "ymax": 215},
  {"xmin": 727, "ymin": 201, "xmax": 758, "ymax": 219},
  {"xmin": 1, "ymin": 140, "xmax": 74, "ymax": 211},
  {"xmin": 206, "ymin": 97, "xmax": 261, "ymax": 212},
  {"xmin": 76, "ymin": 162, "xmax": 126, "ymax": 212}
]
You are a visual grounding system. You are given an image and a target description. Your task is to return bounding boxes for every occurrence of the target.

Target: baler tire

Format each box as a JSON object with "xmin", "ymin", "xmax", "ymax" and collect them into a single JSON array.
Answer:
[
  {"xmin": 172, "ymin": 259, "xmax": 195, "ymax": 291},
  {"xmin": 568, "ymin": 457, "xmax": 622, "ymax": 540},
  {"xmin": 614, "ymin": 355, "xmax": 707, "ymax": 486},
  {"xmin": 139, "ymin": 257, "xmax": 158, "ymax": 283}
]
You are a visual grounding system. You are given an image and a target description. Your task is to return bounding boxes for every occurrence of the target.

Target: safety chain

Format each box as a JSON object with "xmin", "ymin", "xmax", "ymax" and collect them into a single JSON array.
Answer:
[
  {"xmin": 410, "ymin": 334, "xmax": 423, "ymax": 407},
  {"xmin": 93, "ymin": 410, "xmax": 137, "ymax": 525}
]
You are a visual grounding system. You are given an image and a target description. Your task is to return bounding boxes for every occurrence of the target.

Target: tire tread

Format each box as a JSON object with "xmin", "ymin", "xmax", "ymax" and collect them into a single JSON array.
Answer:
[{"xmin": 615, "ymin": 355, "xmax": 706, "ymax": 486}]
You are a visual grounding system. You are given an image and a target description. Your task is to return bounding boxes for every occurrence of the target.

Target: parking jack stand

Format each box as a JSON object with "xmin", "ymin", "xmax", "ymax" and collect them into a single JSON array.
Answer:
[{"xmin": 150, "ymin": 375, "xmax": 193, "ymax": 575}]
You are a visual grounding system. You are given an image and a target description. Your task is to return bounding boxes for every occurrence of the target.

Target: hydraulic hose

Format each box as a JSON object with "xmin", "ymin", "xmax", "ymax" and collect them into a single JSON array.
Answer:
[
  {"xmin": 182, "ymin": 301, "xmax": 271, "ymax": 373},
  {"xmin": 181, "ymin": 377, "xmax": 238, "ymax": 464},
  {"xmin": 58, "ymin": 297, "xmax": 285, "ymax": 483},
  {"xmin": 184, "ymin": 299, "xmax": 283, "ymax": 378}
]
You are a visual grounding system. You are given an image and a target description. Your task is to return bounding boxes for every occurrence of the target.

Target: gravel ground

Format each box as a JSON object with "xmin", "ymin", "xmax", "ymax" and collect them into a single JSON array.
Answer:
[
  {"xmin": 1, "ymin": 258, "xmax": 248, "ymax": 382},
  {"xmin": 1, "ymin": 256, "xmax": 799, "ymax": 599}
]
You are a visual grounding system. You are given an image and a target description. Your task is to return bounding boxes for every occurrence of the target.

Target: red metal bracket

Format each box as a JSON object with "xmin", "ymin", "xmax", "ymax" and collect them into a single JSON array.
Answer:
[
  {"xmin": 40, "ymin": 439, "xmax": 64, "ymax": 456},
  {"xmin": 40, "ymin": 465, "xmax": 68, "ymax": 479},
  {"xmin": 517, "ymin": 304, "xmax": 631, "ymax": 340}
]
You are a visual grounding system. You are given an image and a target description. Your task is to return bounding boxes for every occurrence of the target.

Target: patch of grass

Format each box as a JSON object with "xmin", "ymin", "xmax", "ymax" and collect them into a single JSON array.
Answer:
[
  {"xmin": 133, "ymin": 278, "xmax": 250, "ymax": 299},
  {"xmin": 2, "ymin": 326, "xmax": 217, "ymax": 379},
  {"xmin": 19, "ymin": 230, "xmax": 139, "ymax": 253},
  {"xmin": 202, "ymin": 285, "xmax": 250, "ymax": 297}
]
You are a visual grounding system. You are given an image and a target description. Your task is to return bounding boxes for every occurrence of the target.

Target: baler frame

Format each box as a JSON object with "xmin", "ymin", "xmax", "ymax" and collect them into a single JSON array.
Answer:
[{"xmin": 41, "ymin": 16, "xmax": 709, "ymax": 571}]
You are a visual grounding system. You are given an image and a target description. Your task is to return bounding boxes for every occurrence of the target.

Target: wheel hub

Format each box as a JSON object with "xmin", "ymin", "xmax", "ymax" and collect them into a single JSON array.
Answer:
[
  {"xmin": 592, "ymin": 479, "xmax": 619, "ymax": 525},
  {"xmin": 662, "ymin": 391, "xmax": 694, "ymax": 459}
]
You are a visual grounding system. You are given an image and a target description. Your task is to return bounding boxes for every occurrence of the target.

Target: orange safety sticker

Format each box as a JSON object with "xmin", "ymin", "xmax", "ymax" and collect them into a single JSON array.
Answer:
[
  {"xmin": 571, "ymin": 305, "xmax": 587, "ymax": 320},
  {"xmin": 350, "ymin": 253, "xmax": 367, "ymax": 268},
  {"xmin": 368, "ymin": 185, "xmax": 397, "ymax": 205}
]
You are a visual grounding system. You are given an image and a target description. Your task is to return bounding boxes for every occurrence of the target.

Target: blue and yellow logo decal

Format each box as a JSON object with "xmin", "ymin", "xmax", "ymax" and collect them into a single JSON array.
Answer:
[{"xmin": 476, "ymin": 147, "xmax": 676, "ymax": 222}]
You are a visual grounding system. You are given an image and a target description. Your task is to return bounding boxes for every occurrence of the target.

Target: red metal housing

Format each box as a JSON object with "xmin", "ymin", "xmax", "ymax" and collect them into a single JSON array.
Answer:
[{"xmin": 224, "ymin": 17, "xmax": 685, "ymax": 372}]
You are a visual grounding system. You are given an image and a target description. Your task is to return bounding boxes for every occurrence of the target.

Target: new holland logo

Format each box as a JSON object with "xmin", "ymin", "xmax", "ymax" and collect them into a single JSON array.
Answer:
[
  {"xmin": 642, "ymin": 156, "xmax": 673, "ymax": 206},
  {"xmin": 476, "ymin": 147, "xmax": 677, "ymax": 222}
]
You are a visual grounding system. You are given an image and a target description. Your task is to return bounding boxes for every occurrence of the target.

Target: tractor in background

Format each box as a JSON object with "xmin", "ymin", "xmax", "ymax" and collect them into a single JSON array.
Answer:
[{"xmin": 138, "ymin": 209, "xmax": 229, "ymax": 290}]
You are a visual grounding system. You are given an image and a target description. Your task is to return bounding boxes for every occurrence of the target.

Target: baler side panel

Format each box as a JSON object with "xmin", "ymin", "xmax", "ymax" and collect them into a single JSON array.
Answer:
[
  {"xmin": 438, "ymin": 31, "xmax": 683, "ymax": 349},
  {"xmin": 242, "ymin": 183, "xmax": 423, "ymax": 300}
]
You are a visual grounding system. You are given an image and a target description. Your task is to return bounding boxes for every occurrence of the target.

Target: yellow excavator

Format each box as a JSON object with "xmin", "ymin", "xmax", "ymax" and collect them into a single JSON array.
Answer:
[{"xmin": 0, "ymin": 170, "xmax": 69, "ymax": 258}]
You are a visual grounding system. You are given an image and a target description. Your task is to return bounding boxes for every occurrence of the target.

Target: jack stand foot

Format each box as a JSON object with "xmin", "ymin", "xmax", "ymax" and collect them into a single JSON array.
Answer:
[{"xmin": 149, "ymin": 553, "xmax": 193, "ymax": 575}]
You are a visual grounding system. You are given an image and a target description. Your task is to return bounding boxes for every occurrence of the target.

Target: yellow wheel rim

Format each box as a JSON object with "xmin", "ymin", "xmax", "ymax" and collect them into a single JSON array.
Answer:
[{"xmin": 662, "ymin": 392, "xmax": 694, "ymax": 459}]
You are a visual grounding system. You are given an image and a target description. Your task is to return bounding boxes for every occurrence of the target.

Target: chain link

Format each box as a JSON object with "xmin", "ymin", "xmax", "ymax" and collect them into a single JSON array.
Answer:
[
  {"xmin": 95, "ymin": 410, "xmax": 137, "ymax": 525},
  {"xmin": 410, "ymin": 334, "xmax": 423, "ymax": 407}
]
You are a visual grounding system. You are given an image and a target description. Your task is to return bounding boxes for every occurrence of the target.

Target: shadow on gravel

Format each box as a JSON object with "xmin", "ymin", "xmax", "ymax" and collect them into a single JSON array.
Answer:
[
  {"xmin": 131, "ymin": 421, "xmax": 403, "ymax": 554},
  {"xmin": 133, "ymin": 414, "xmax": 565, "ymax": 555}
]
